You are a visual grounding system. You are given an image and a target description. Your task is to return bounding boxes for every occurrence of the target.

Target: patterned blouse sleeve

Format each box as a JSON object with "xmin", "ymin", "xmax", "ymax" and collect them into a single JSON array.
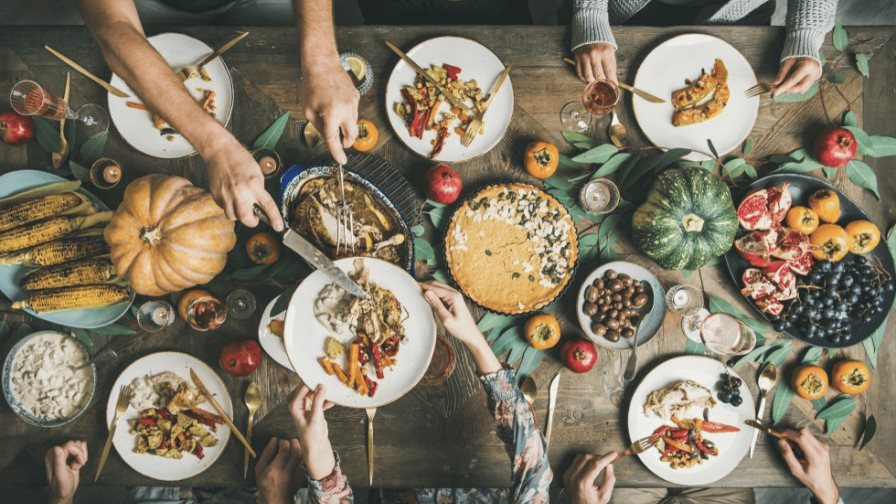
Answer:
[
  {"xmin": 305, "ymin": 452, "xmax": 354, "ymax": 504},
  {"xmin": 479, "ymin": 368, "xmax": 553, "ymax": 503}
]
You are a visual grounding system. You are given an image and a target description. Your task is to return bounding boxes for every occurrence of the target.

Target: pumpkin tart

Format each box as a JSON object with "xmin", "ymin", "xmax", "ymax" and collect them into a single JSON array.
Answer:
[{"xmin": 445, "ymin": 184, "xmax": 578, "ymax": 314}]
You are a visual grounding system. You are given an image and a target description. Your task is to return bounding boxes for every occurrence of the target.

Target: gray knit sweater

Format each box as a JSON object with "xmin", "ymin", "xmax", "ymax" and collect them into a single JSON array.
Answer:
[{"xmin": 572, "ymin": 0, "xmax": 838, "ymax": 62}]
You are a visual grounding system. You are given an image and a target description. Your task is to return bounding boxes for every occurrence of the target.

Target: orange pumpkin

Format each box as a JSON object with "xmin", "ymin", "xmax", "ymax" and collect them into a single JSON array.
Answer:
[
  {"xmin": 844, "ymin": 220, "xmax": 881, "ymax": 254},
  {"xmin": 792, "ymin": 364, "xmax": 828, "ymax": 400},
  {"xmin": 524, "ymin": 313, "xmax": 561, "ymax": 350},
  {"xmin": 524, "ymin": 141, "xmax": 559, "ymax": 179},
  {"xmin": 105, "ymin": 175, "xmax": 237, "ymax": 295},
  {"xmin": 810, "ymin": 224, "xmax": 850, "ymax": 262},
  {"xmin": 352, "ymin": 119, "xmax": 379, "ymax": 152},
  {"xmin": 831, "ymin": 360, "xmax": 871, "ymax": 395},
  {"xmin": 246, "ymin": 232, "xmax": 281, "ymax": 265},
  {"xmin": 785, "ymin": 206, "xmax": 820, "ymax": 234}
]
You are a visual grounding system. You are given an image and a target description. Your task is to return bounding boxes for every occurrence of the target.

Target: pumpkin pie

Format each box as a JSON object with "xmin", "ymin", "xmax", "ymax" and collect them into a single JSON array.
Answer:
[{"xmin": 445, "ymin": 184, "xmax": 578, "ymax": 314}]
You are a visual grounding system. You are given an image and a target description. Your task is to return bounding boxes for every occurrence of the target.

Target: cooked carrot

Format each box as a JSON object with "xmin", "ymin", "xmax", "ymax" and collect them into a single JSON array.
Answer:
[
  {"xmin": 319, "ymin": 357, "xmax": 335, "ymax": 376},
  {"xmin": 454, "ymin": 127, "xmax": 466, "ymax": 136},
  {"xmin": 333, "ymin": 364, "xmax": 350, "ymax": 385},
  {"xmin": 126, "ymin": 101, "xmax": 148, "ymax": 111},
  {"xmin": 349, "ymin": 343, "xmax": 360, "ymax": 385}
]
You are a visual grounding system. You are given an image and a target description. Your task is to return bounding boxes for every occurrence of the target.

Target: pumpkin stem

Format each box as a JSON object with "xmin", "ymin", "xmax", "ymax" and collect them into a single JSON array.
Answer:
[
  {"xmin": 681, "ymin": 213, "xmax": 705, "ymax": 232},
  {"xmin": 141, "ymin": 226, "xmax": 163, "ymax": 246}
]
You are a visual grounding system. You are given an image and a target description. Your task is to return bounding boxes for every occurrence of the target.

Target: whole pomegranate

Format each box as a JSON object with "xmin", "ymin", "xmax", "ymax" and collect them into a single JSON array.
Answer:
[
  {"xmin": 0, "ymin": 111, "xmax": 35, "ymax": 146},
  {"xmin": 423, "ymin": 163, "xmax": 462, "ymax": 204},
  {"xmin": 560, "ymin": 338, "xmax": 598, "ymax": 373},
  {"xmin": 219, "ymin": 339, "xmax": 262, "ymax": 376},
  {"xmin": 812, "ymin": 127, "xmax": 856, "ymax": 168}
]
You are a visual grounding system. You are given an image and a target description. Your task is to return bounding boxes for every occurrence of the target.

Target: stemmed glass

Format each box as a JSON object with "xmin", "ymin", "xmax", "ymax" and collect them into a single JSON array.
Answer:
[
  {"xmin": 10, "ymin": 80, "xmax": 109, "ymax": 137},
  {"xmin": 559, "ymin": 78, "xmax": 620, "ymax": 133}
]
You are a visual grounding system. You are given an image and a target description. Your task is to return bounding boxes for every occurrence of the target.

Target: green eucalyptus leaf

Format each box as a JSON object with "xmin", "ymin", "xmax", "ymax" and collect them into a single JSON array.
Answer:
[
  {"xmin": 478, "ymin": 311, "xmax": 516, "ymax": 333},
  {"xmin": 855, "ymin": 53, "xmax": 870, "ymax": 77},
  {"xmin": 868, "ymin": 136, "xmax": 896, "ymax": 157},
  {"xmin": 844, "ymin": 126, "xmax": 875, "ymax": 155},
  {"xmin": 707, "ymin": 139, "xmax": 720, "ymax": 159},
  {"xmin": 572, "ymin": 143, "xmax": 618, "ymax": 164},
  {"xmin": 428, "ymin": 206, "xmax": 447, "ymax": 228},
  {"xmin": 833, "ymin": 23, "xmax": 849, "ymax": 52},
  {"xmin": 771, "ymin": 385, "xmax": 795, "ymax": 424},
  {"xmin": 845, "ymin": 159, "xmax": 880, "ymax": 199},
  {"xmin": 70, "ymin": 328, "xmax": 93, "ymax": 348},
  {"xmin": 593, "ymin": 152, "xmax": 632, "ymax": 179},
  {"xmin": 427, "ymin": 199, "xmax": 446, "ymax": 208},
  {"xmin": 765, "ymin": 344, "xmax": 792, "ymax": 368},
  {"xmin": 802, "ymin": 346, "xmax": 824, "ymax": 364},
  {"xmin": 411, "ymin": 224, "xmax": 425, "ymax": 237},
  {"xmin": 826, "ymin": 71, "xmax": 847, "ymax": 84},
  {"xmin": 858, "ymin": 414, "xmax": 876, "ymax": 450},
  {"xmin": 68, "ymin": 160, "xmax": 90, "ymax": 183},
  {"xmin": 544, "ymin": 176, "xmax": 575, "ymax": 191},
  {"xmin": 507, "ymin": 339, "xmax": 527, "ymax": 365},
  {"xmin": 842, "ymin": 110, "xmax": 857, "ymax": 126},
  {"xmin": 32, "ymin": 116, "xmax": 62, "ymax": 153},
  {"xmin": 815, "ymin": 394, "xmax": 856, "ymax": 421},
  {"xmin": 743, "ymin": 164, "xmax": 758, "ymax": 179},
  {"xmin": 517, "ymin": 346, "xmax": 545, "ymax": 380},
  {"xmin": 80, "ymin": 131, "xmax": 108, "ymax": 165},
  {"xmin": 271, "ymin": 284, "xmax": 299, "ymax": 316},
  {"xmin": 414, "ymin": 237, "xmax": 435, "ymax": 262},
  {"xmin": 863, "ymin": 316, "xmax": 887, "ymax": 368},
  {"xmin": 573, "ymin": 141, "xmax": 595, "ymax": 150},
  {"xmin": 774, "ymin": 82, "xmax": 819, "ymax": 102},
  {"xmin": 743, "ymin": 138, "xmax": 754, "ymax": 155},
  {"xmin": 823, "ymin": 167, "xmax": 838, "ymax": 180},
  {"xmin": 685, "ymin": 339, "xmax": 707, "ymax": 355},
  {"xmin": 811, "ymin": 397, "xmax": 827, "ymax": 412},
  {"xmin": 253, "ymin": 112, "xmax": 290, "ymax": 150},
  {"xmin": 492, "ymin": 326, "xmax": 522, "ymax": 358},
  {"xmin": 788, "ymin": 148, "xmax": 809, "ymax": 160},
  {"xmin": 580, "ymin": 232, "xmax": 600, "ymax": 248},
  {"xmin": 559, "ymin": 154, "xmax": 583, "ymax": 170},
  {"xmin": 562, "ymin": 130, "xmax": 594, "ymax": 146},
  {"xmin": 431, "ymin": 268, "xmax": 450, "ymax": 284},
  {"xmin": 700, "ymin": 159, "xmax": 716, "ymax": 170},
  {"xmin": 90, "ymin": 323, "xmax": 137, "ymax": 336}
]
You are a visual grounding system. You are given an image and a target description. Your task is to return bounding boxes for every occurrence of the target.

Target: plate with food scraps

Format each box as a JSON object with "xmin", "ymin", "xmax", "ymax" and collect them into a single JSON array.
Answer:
[
  {"xmin": 283, "ymin": 257, "xmax": 436, "ymax": 408},
  {"xmin": 108, "ymin": 32, "xmax": 234, "ymax": 159},
  {"xmin": 2, "ymin": 330, "xmax": 96, "ymax": 428},
  {"xmin": 385, "ymin": 36, "xmax": 514, "ymax": 162},
  {"xmin": 632, "ymin": 33, "xmax": 759, "ymax": 161},
  {"xmin": 258, "ymin": 295, "xmax": 292, "ymax": 370},
  {"xmin": 0, "ymin": 170, "xmax": 133, "ymax": 329},
  {"xmin": 723, "ymin": 173, "xmax": 895, "ymax": 348},
  {"xmin": 627, "ymin": 355, "xmax": 755, "ymax": 486},
  {"xmin": 576, "ymin": 261, "xmax": 665, "ymax": 350},
  {"xmin": 105, "ymin": 351, "xmax": 232, "ymax": 481}
]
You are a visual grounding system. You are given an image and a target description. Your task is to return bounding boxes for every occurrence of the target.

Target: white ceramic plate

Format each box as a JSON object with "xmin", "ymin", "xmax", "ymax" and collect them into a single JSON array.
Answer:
[
  {"xmin": 283, "ymin": 257, "xmax": 436, "ymax": 408},
  {"xmin": 577, "ymin": 261, "xmax": 665, "ymax": 350},
  {"xmin": 0, "ymin": 170, "xmax": 133, "ymax": 328},
  {"xmin": 632, "ymin": 33, "xmax": 759, "ymax": 161},
  {"xmin": 108, "ymin": 32, "xmax": 234, "ymax": 159},
  {"xmin": 258, "ymin": 295, "xmax": 292, "ymax": 370},
  {"xmin": 385, "ymin": 36, "xmax": 513, "ymax": 162},
  {"xmin": 627, "ymin": 355, "xmax": 755, "ymax": 485},
  {"xmin": 105, "ymin": 352, "xmax": 232, "ymax": 481}
]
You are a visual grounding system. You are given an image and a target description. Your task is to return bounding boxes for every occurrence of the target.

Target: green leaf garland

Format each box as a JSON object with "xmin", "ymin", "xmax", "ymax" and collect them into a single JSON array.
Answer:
[
  {"xmin": 80, "ymin": 131, "xmax": 108, "ymax": 165},
  {"xmin": 253, "ymin": 112, "xmax": 290, "ymax": 150},
  {"xmin": 68, "ymin": 161, "xmax": 90, "ymax": 183}
]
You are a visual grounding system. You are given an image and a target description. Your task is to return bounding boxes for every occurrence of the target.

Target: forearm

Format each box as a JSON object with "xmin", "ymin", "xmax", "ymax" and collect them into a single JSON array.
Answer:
[
  {"xmin": 303, "ymin": 440, "xmax": 337, "ymax": 481},
  {"xmin": 571, "ymin": 0, "xmax": 615, "ymax": 51},
  {"xmin": 782, "ymin": 0, "xmax": 837, "ymax": 61},
  {"xmin": 306, "ymin": 452, "xmax": 353, "ymax": 504},
  {"xmin": 464, "ymin": 337, "xmax": 503, "ymax": 376},
  {"xmin": 295, "ymin": 0, "xmax": 342, "ymax": 75}
]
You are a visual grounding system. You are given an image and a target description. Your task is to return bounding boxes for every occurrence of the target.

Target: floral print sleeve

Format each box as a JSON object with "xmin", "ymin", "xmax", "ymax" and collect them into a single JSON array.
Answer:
[
  {"xmin": 479, "ymin": 368, "xmax": 552, "ymax": 503},
  {"xmin": 306, "ymin": 452, "xmax": 353, "ymax": 504}
]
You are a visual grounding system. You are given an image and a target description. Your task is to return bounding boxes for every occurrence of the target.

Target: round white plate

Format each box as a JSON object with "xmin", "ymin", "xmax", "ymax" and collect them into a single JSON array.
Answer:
[
  {"xmin": 632, "ymin": 33, "xmax": 759, "ymax": 161},
  {"xmin": 385, "ymin": 36, "xmax": 513, "ymax": 162},
  {"xmin": 627, "ymin": 355, "xmax": 755, "ymax": 486},
  {"xmin": 108, "ymin": 32, "xmax": 234, "ymax": 159},
  {"xmin": 258, "ymin": 295, "xmax": 292, "ymax": 370},
  {"xmin": 577, "ymin": 261, "xmax": 665, "ymax": 350},
  {"xmin": 105, "ymin": 352, "xmax": 232, "ymax": 481},
  {"xmin": 283, "ymin": 257, "xmax": 436, "ymax": 408}
]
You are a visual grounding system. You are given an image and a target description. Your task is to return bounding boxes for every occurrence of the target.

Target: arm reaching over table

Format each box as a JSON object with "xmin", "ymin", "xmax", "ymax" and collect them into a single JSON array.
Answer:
[
  {"xmin": 571, "ymin": 0, "xmax": 617, "ymax": 84},
  {"xmin": 295, "ymin": 0, "xmax": 359, "ymax": 165},
  {"xmin": 421, "ymin": 281, "xmax": 553, "ymax": 502},
  {"xmin": 563, "ymin": 452, "xmax": 618, "ymax": 504},
  {"xmin": 777, "ymin": 427, "xmax": 844, "ymax": 504},
  {"xmin": 773, "ymin": 0, "xmax": 836, "ymax": 96},
  {"xmin": 255, "ymin": 438, "xmax": 303, "ymax": 504},
  {"xmin": 75, "ymin": 0, "xmax": 283, "ymax": 231},
  {"xmin": 45, "ymin": 440, "xmax": 87, "ymax": 504}
]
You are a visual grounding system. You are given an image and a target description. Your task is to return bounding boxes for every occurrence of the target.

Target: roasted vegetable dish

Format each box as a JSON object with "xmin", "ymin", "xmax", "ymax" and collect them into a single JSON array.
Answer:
[{"xmin": 648, "ymin": 416, "xmax": 739, "ymax": 469}]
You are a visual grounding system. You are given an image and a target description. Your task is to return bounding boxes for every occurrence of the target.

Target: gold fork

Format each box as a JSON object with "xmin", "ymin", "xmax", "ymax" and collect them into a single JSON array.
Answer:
[
  {"xmin": 366, "ymin": 407, "xmax": 377, "ymax": 485},
  {"xmin": 95, "ymin": 384, "xmax": 134, "ymax": 481},
  {"xmin": 617, "ymin": 435, "xmax": 657, "ymax": 458},
  {"xmin": 745, "ymin": 82, "xmax": 773, "ymax": 98},
  {"xmin": 462, "ymin": 65, "xmax": 512, "ymax": 147}
]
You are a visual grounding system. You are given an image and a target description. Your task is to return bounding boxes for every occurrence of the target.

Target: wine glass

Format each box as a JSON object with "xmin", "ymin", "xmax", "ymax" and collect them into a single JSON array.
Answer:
[
  {"xmin": 699, "ymin": 313, "xmax": 757, "ymax": 356},
  {"xmin": 560, "ymin": 100, "xmax": 592, "ymax": 133},
  {"xmin": 665, "ymin": 284, "xmax": 710, "ymax": 343},
  {"xmin": 582, "ymin": 79, "xmax": 620, "ymax": 116},
  {"xmin": 10, "ymin": 80, "xmax": 109, "ymax": 137}
]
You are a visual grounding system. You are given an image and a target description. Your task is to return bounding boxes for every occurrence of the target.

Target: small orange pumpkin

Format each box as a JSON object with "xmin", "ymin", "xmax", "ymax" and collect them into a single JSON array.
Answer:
[
  {"xmin": 844, "ymin": 220, "xmax": 881, "ymax": 254},
  {"xmin": 352, "ymin": 119, "xmax": 379, "ymax": 152},
  {"xmin": 810, "ymin": 224, "xmax": 850, "ymax": 262},
  {"xmin": 246, "ymin": 232, "xmax": 282, "ymax": 265},
  {"xmin": 792, "ymin": 364, "xmax": 828, "ymax": 400},
  {"xmin": 524, "ymin": 141, "xmax": 559, "ymax": 179},
  {"xmin": 785, "ymin": 206, "xmax": 820, "ymax": 234},
  {"xmin": 524, "ymin": 313, "xmax": 561, "ymax": 350},
  {"xmin": 831, "ymin": 360, "xmax": 871, "ymax": 395}
]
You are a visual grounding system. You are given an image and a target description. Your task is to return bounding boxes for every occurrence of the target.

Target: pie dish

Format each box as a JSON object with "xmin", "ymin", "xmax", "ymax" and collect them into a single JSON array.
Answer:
[{"xmin": 445, "ymin": 183, "xmax": 578, "ymax": 314}]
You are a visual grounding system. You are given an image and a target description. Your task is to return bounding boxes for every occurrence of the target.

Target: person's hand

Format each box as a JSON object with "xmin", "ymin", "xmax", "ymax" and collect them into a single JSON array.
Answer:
[
  {"xmin": 777, "ymin": 427, "xmax": 840, "ymax": 504},
  {"xmin": 773, "ymin": 57, "xmax": 822, "ymax": 97},
  {"xmin": 302, "ymin": 61, "xmax": 360, "ymax": 165},
  {"xmin": 563, "ymin": 452, "xmax": 617, "ymax": 504},
  {"xmin": 45, "ymin": 440, "xmax": 87, "ymax": 504},
  {"xmin": 255, "ymin": 437, "xmax": 303, "ymax": 504},
  {"xmin": 204, "ymin": 136, "xmax": 284, "ymax": 231},
  {"xmin": 288, "ymin": 384, "xmax": 336, "ymax": 480},
  {"xmin": 574, "ymin": 43, "xmax": 617, "ymax": 84},
  {"xmin": 420, "ymin": 281, "xmax": 482, "ymax": 346}
]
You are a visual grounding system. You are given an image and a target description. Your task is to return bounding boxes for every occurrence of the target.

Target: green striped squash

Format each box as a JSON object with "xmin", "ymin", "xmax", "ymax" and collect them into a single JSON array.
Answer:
[{"xmin": 632, "ymin": 168, "xmax": 737, "ymax": 270}]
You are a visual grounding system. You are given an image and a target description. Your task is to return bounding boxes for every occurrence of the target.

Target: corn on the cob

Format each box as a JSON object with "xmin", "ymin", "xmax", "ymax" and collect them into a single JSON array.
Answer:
[
  {"xmin": 0, "ymin": 211, "xmax": 112, "ymax": 254},
  {"xmin": 20, "ymin": 258, "xmax": 117, "ymax": 290},
  {"xmin": 12, "ymin": 284, "xmax": 130, "ymax": 313},
  {"xmin": 0, "ymin": 192, "xmax": 88, "ymax": 232},
  {"xmin": 0, "ymin": 235, "xmax": 111, "ymax": 267}
]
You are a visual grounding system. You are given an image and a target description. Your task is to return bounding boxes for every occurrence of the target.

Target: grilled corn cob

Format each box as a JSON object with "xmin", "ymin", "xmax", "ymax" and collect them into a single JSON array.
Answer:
[
  {"xmin": 0, "ymin": 211, "xmax": 112, "ymax": 254},
  {"xmin": 12, "ymin": 284, "xmax": 130, "ymax": 313},
  {"xmin": 0, "ymin": 180, "xmax": 80, "ymax": 207},
  {"xmin": 0, "ymin": 192, "xmax": 93, "ymax": 232},
  {"xmin": 20, "ymin": 258, "xmax": 117, "ymax": 290},
  {"xmin": 0, "ymin": 234, "xmax": 110, "ymax": 267}
]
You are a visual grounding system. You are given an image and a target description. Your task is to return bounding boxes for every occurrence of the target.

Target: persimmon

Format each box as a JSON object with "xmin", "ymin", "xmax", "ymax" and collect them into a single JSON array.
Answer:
[
  {"xmin": 810, "ymin": 224, "xmax": 850, "ymax": 262},
  {"xmin": 246, "ymin": 232, "xmax": 282, "ymax": 265},
  {"xmin": 524, "ymin": 313, "xmax": 561, "ymax": 350},
  {"xmin": 844, "ymin": 220, "xmax": 881, "ymax": 254},
  {"xmin": 808, "ymin": 189, "xmax": 841, "ymax": 224},
  {"xmin": 792, "ymin": 364, "xmax": 828, "ymax": 400},
  {"xmin": 352, "ymin": 119, "xmax": 379, "ymax": 152},
  {"xmin": 831, "ymin": 360, "xmax": 871, "ymax": 395},
  {"xmin": 785, "ymin": 206, "xmax": 820, "ymax": 235},
  {"xmin": 524, "ymin": 141, "xmax": 559, "ymax": 179}
]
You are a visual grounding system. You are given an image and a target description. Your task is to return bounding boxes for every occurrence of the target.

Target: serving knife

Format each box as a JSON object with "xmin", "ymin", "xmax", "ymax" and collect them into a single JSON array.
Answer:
[
  {"xmin": 545, "ymin": 372, "xmax": 561, "ymax": 445},
  {"xmin": 189, "ymin": 369, "xmax": 256, "ymax": 458},
  {"xmin": 45, "ymin": 45, "xmax": 130, "ymax": 98},
  {"xmin": 178, "ymin": 31, "xmax": 249, "ymax": 81},
  {"xmin": 384, "ymin": 40, "xmax": 473, "ymax": 114},
  {"xmin": 253, "ymin": 205, "xmax": 368, "ymax": 299}
]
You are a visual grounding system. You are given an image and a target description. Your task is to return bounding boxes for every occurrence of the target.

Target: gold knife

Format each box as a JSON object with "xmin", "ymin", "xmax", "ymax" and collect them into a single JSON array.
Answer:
[
  {"xmin": 545, "ymin": 372, "xmax": 561, "ymax": 445},
  {"xmin": 189, "ymin": 368, "xmax": 257, "ymax": 458},
  {"xmin": 562, "ymin": 57, "xmax": 665, "ymax": 104},
  {"xmin": 365, "ymin": 407, "xmax": 377, "ymax": 485},
  {"xmin": 385, "ymin": 40, "xmax": 473, "ymax": 114},
  {"xmin": 45, "ymin": 45, "xmax": 130, "ymax": 98},
  {"xmin": 744, "ymin": 419, "xmax": 787, "ymax": 440},
  {"xmin": 179, "ymin": 31, "xmax": 249, "ymax": 81}
]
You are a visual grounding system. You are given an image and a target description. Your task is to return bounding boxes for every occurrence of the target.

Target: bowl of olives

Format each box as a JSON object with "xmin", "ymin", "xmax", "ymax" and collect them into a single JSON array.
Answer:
[{"xmin": 576, "ymin": 261, "xmax": 666, "ymax": 350}]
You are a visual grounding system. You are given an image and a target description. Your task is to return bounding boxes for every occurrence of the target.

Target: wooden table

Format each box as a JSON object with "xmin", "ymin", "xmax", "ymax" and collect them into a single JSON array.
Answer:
[{"xmin": 1, "ymin": 25, "xmax": 895, "ymax": 490}]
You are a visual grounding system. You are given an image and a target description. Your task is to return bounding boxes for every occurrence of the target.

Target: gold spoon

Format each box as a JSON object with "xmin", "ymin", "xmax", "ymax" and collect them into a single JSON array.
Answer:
[
  {"xmin": 521, "ymin": 375, "xmax": 538, "ymax": 405},
  {"xmin": 608, "ymin": 110, "xmax": 627, "ymax": 149},
  {"xmin": 750, "ymin": 364, "xmax": 777, "ymax": 459},
  {"xmin": 51, "ymin": 73, "xmax": 70, "ymax": 169},
  {"xmin": 243, "ymin": 381, "xmax": 262, "ymax": 478}
]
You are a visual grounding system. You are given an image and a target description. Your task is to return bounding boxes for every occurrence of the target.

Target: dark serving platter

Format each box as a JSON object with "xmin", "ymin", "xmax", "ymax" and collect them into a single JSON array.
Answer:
[{"xmin": 723, "ymin": 173, "xmax": 895, "ymax": 348}]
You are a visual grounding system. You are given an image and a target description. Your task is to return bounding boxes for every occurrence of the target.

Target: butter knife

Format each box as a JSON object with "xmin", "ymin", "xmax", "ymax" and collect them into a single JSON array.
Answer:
[
  {"xmin": 545, "ymin": 372, "xmax": 561, "ymax": 445},
  {"xmin": 178, "ymin": 31, "xmax": 249, "ymax": 81},
  {"xmin": 45, "ymin": 45, "xmax": 130, "ymax": 98},
  {"xmin": 384, "ymin": 41, "xmax": 473, "ymax": 114},
  {"xmin": 189, "ymin": 369, "xmax": 256, "ymax": 458},
  {"xmin": 253, "ymin": 205, "xmax": 368, "ymax": 299}
]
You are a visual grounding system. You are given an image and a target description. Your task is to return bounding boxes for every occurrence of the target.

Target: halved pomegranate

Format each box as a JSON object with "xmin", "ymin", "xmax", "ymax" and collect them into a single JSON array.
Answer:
[
  {"xmin": 764, "ymin": 262, "xmax": 797, "ymax": 300},
  {"xmin": 741, "ymin": 268, "xmax": 777, "ymax": 300},
  {"xmin": 735, "ymin": 229, "xmax": 779, "ymax": 267},
  {"xmin": 788, "ymin": 251, "xmax": 814, "ymax": 276},
  {"xmin": 736, "ymin": 184, "xmax": 792, "ymax": 231},
  {"xmin": 772, "ymin": 227, "xmax": 810, "ymax": 262},
  {"xmin": 755, "ymin": 295, "xmax": 784, "ymax": 316}
]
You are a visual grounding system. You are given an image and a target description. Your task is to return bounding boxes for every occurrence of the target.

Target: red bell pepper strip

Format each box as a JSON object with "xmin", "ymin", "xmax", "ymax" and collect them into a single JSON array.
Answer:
[
  {"xmin": 648, "ymin": 425, "xmax": 670, "ymax": 443},
  {"xmin": 443, "ymin": 63, "xmax": 462, "ymax": 81},
  {"xmin": 363, "ymin": 375, "xmax": 378, "ymax": 397},
  {"xmin": 694, "ymin": 437, "xmax": 718, "ymax": 456},
  {"xmin": 195, "ymin": 444, "xmax": 205, "ymax": 460},
  {"xmin": 401, "ymin": 88, "xmax": 416, "ymax": 107},
  {"xmin": 429, "ymin": 127, "xmax": 449, "ymax": 159},
  {"xmin": 667, "ymin": 429, "xmax": 689, "ymax": 440},
  {"xmin": 370, "ymin": 341, "xmax": 385, "ymax": 379},
  {"xmin": 701, "ymin": 420, "xmax": 740, "ymax": 433},
  {"xmin": 136, "ymin": 417, "xmax": 156, "ymax": 427},
  {"xmin": 662, "ymin": 435, "xmax": 692, "ymax": 453}
]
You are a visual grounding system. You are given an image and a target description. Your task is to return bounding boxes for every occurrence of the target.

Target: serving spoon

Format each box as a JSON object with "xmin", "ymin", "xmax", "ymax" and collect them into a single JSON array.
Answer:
[
  {"xmin": 750, "ymin": 363, "xmax": 778, "ymax": 458},
  {"xmin": 623, "ymin": 282, "xmax": 653, "ymax": 384},
  {"xmin": 521, "ymin": 376, "xmax": 538, "ymax": 405},
  {"xmin": 68, "ymin": 348, "xmax": 117, "ymax": 372}
]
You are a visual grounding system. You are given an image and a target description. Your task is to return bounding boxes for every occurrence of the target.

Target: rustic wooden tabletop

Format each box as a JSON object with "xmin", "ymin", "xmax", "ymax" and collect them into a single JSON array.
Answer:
[{"xmin": 0, "ymin": 24, "xmax": 894, "ymax": 490}]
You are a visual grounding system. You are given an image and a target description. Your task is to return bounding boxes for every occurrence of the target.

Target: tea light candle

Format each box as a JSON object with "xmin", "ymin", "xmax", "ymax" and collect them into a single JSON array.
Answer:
[
  {"xmin": 102, "ymin": 163, "xmax": 122, "ymax": 185},
  {"xmin": 258, "ymin": 155, "xmax": 278, "ymax": 175}
]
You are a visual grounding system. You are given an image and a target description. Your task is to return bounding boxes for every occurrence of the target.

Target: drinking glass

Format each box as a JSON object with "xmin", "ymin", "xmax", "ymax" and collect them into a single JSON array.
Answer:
[
  {"xmin": 699, "ymin": 313, "xmax": 757, "ymax": 355},
  {"xmin": 666, "ymin": 284, "xmax": 709, "ymax": 343},
  {"xmin": 10, "ymin": 80, "xmax": 109, "ymax": 136},
  {"xmin": 559, "ymin": 100, "xmax": 592, "ymax": 133},
  {"xmin": 582, "ymin": 79, "xmax": 620, "ymax": 116},
  {"xmin": 226, "ymin": 288, "xmax": 257, "ymax": 320},
  {"xmin": 185, "ymin": 293, "xmax": 227, "ymax": 331}
]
